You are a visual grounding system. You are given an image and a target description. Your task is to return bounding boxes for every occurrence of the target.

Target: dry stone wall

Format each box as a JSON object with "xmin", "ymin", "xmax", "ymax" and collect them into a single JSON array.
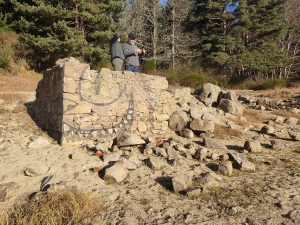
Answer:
[{"xmin": 34, "ymin": 57, "xmax": 169, "ymax": 146}]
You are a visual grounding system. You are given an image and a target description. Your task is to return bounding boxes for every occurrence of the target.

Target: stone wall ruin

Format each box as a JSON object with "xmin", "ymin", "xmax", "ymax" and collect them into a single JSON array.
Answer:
[{"xmin": 34, "ymin": 58, "xmax": 169, "ymax": 146}]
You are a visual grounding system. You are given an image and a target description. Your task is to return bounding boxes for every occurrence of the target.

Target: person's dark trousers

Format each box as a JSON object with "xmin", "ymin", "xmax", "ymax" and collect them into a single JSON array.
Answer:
[{"xmin": 125, "ymin": 64, "xmax": 139, "ymax": 72}]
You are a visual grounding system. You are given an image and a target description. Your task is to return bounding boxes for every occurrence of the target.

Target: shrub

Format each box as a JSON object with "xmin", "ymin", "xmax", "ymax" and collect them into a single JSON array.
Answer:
[
  {"xmin": 228, "ymin": 78, "xmax": 259, "ymax": 90},
  {"xmin": 217, "ymin": 78, "xmax": 230, "ymax": 89},
  {"xmin": 142, "ymin": 59, "xmax": 156, "ymax": 74},
  {"xmin": 0, "ymin": 31, "xmax": 17, "ymax": 69},
  {"xmin": 180, "ymin": 72, "xmax": 218, "ymax": 88},
  {"xmin": 262, "ymin": 78, "xmax": 286, "ymax": 90},
  {"xmin": 91, "ymin": 60, "xmax": 112, "ymax": 70},
  {"xmin": 0, "ymin": 30, "xmax": 24, "ymax": 73},
  {"xmin": 166, "ymin": 69, "xmax": 180, "ymax": 85},
  {"xmin": 0, "ymin": 53, "xmax": 9, "ymax": 68},
  {"xmin": 166, "ymin": 67, "xmax": 218, "ymax": 88}
]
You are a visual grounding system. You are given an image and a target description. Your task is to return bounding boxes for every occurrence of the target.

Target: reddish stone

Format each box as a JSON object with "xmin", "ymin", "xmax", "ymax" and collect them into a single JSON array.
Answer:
[
  {"xmin": 155, "ymin": 137, "xmax": 164, "ymax": 147},
  {"xmin": 93, "ymin": 167, "xmax": 103, "ymax": 173},
  {"xmin": 95, "ymin": 151, "xmax": 103, "ymax": 157}
]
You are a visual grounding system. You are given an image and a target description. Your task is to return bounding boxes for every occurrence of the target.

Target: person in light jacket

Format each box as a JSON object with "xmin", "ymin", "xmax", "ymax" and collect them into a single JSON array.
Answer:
[
  {"xmin": 110, "ymin": 33, "xmax": 125, "ymax": 71},
  {"xmin": 123, "ymin": 33, "xmax": 146, "ymax": 72}
]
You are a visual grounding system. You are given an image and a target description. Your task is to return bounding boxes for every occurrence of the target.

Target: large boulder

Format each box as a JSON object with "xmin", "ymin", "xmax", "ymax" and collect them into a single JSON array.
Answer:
[
  {"xmin": 190, "ymin": 118, "xmax": 215, "ymax": 133},
  {"xmin": 218, "ymin": 91, "xmax": 244, "ymax": 115},
  {"xmin": 168, "ymin": 112, "xmax": 187, "ymax": 131},
  {"xmin": 244, "ymin": 140, "xmax": 262, "ymax": 153},
  {"xmin": 194, "ymin": 83, "xmax": 221, "ymax": 107}
]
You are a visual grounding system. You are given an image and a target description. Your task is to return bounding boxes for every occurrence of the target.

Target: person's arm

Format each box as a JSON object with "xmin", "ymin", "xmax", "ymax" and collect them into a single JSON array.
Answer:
[
  {"xmin": 123, "ymin": 43, "xmax": 136, "ymax": 57},
  {"xmin": 110, "ymin": 42, "xmax": 117, "ymax": 58}
]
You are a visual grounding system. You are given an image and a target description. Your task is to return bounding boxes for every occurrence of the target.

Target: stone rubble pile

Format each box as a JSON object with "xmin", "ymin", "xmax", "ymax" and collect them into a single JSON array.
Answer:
[
  {"xmin": 239, "ymin": 94, "xmax": 300, "ymax": 112},
  {"xmin": 30, "ymin": 79, "xmax": 300, "ymax": 195}
]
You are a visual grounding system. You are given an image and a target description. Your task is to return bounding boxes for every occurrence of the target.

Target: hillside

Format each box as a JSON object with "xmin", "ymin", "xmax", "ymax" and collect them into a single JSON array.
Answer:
[{"xmin": 0, "ymin": 70, "xmax": 41, "ymax": 92}]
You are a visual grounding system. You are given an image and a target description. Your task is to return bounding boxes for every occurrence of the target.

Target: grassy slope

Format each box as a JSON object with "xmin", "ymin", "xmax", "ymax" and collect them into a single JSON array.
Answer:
[{"xmin": 0, "ymin": 68, "xmax": 41, "ymax": 92}]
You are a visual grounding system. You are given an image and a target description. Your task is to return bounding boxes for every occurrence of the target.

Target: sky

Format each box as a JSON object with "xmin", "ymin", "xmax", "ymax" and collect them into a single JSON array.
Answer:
[{"xmin": 160, "ymin": 0, "xmax": 168, "ymax": 6}]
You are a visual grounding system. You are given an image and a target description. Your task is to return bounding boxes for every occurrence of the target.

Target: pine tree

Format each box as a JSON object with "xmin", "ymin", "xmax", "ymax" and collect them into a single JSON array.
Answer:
[
  {"xmin": 11, "ymin": 0, "xmax": 126, "ymax": 71},
  {"xmin": 190, "ymin": 0, "xmax": 288, "ymax": 79},
  {"xmin": 0, "ymin": 0, "xmax": 14, "ymax": 30}
]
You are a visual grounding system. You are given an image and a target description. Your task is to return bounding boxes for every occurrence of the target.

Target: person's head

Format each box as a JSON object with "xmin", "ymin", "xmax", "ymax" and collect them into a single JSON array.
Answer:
[
  {"xmin": 128, "ymin": 33, "xmax": 136, "ymax": 44},
  {"xmin": 111, "ymin": 33, "xmax": 122, "ymax": 43}
]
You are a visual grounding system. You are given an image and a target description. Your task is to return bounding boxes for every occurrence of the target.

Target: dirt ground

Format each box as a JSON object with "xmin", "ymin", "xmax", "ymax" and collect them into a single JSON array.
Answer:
[{"xmin": 0, "ymin": 72, "xmax": 300, "ymax": 225}]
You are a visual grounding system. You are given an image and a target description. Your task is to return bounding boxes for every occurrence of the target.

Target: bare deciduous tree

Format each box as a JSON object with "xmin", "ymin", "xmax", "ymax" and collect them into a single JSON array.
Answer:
[
  {"xmin": 122, "ymin": 0, "xmax": 199, "ymax": 70},
  {"xmin": 280, "ymin": 0, "xmax": 300, "ymax": 84},
  {"xmin": 163, "ymin": 0, "xmax": 198, "ymax": 69},
  {"xmin": 122, "ymin": 0, "xmax": 162, "ymax": 63}
]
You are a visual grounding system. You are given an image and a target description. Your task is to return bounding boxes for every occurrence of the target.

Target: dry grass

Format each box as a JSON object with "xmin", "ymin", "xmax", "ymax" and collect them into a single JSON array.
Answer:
[
  {"xmin": 16, "ymin": 65, "xmax": 42, "ymax": 80},
  {"xmin": 242, "ymin": 108, "xmax": 266, "ymax": 124},
  {"xmin": 0, "ymin": 70, "xmax": 41, "ymax": 92},
  {"xmin": 0, "ymin": 108, "xmax": 10, "ymax": 114},
  {"xmin": 236, "ymin": 88, "xmax": 300, "ymax": 99},
  {"xmin": 0, "ymin": 190, "xmax": 102, "ymax": 225},
  {"xmin": 214, "ymin": 124, "xmax": 242, "ymax": 139},
  {"xmin": 0, "ymin": 92, "xmax": 27, "ymax": 114},
  {"xmin": 257, "ymin": 88, "xmax": 293, "ymax": 99},
  {"xmin": 214, "ymin": 108, "xmax": 266, "ymax": 139},
  {"xmin": 0, "ymin": 93, "xmax": 28, "ymax": 104},
  {"xmin": 0, "ymin": 93, "xmax": 29, "ymax": 114}
]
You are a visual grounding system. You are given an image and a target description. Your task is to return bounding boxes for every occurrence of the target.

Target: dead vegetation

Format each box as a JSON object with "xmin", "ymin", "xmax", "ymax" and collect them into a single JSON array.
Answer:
[
  {"xmin": 236, "ymin": 87, "xmax": 300, "ymax": 99},
  {"xmin": 0, "ymin": 70, "xmax": 41, "ymax": 92},
  {"xmin": 0, "ymin": 190, "xmax": 102, "ymax": 225},
  {"xmin": 257, "ymin": 88, "xmax": 293, "ymax": 99},
  {"xmin": 0, "ymin": 107, "xmax": 10, "ymax": 114},
  {"xmin": 213, "ymin": 108, "xmax": 268, "ymax": 139},
  {"xmin": 213, "ymin": 124, "xmax": 242, "ymax": 139},
  {"xmin": 243, "ymin": 108, "xmax": 266, "ymax": 124},
  {"xmin": 0, "ymin": 93, "xmax": 29, "ymax": 114},
  {"xmin": 0, "ymin": 93, "xmax": 28, "ymax": 104}
]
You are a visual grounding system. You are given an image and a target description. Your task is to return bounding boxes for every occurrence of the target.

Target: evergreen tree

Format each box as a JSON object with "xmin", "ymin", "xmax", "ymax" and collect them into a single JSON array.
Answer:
[
  {"xmin": 11, "ymin": 0, "xmax": 126, "ymax": 71},
  {"xmin": 0, "ymin": 0, "xmax": 14, "ymax": 30},
  {"xmin": 190, "ymin": 0, "xmax": 288, "ymax": 79}
]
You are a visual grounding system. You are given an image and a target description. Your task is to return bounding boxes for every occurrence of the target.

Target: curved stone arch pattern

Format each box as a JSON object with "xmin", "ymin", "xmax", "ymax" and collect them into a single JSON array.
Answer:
[{"xmin": 61, "ymin": 66, "xmax": 155, "ymax": 144}]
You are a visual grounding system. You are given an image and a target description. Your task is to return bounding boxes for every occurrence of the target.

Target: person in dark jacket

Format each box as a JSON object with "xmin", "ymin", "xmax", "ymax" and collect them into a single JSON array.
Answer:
[
  {"xmin": 123, "ymin": 33, "xmax": 146, "ymax": 72},
  {"xmin": 110, "ymin": 33, "xmax": 125, "ymax": 71}
]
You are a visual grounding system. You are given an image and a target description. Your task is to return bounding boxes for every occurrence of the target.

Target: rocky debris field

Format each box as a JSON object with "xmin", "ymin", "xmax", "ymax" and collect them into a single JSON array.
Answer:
[{"xmin": 0, "ymin": 85, "xmax": 300, "ymax": 225}]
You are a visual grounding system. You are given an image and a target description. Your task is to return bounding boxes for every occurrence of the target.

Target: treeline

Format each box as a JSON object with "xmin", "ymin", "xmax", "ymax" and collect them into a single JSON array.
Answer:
[{"xmin": 1, "ymin": 0, "xmax": 300, "ymax": 88}]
